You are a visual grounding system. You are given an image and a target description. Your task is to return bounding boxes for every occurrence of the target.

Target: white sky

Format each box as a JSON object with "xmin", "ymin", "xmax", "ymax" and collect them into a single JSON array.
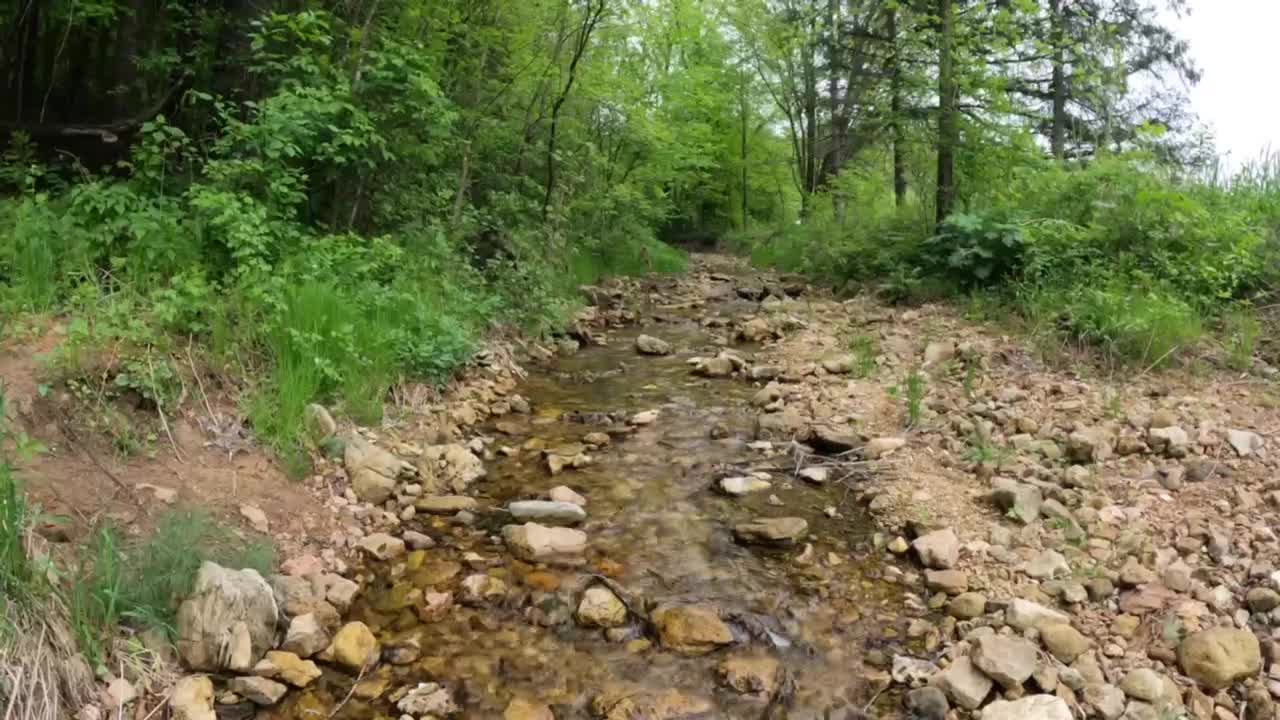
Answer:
[{"xmin": 1163, "ymin": 1, "xmax": 1280, "ymax": 165}]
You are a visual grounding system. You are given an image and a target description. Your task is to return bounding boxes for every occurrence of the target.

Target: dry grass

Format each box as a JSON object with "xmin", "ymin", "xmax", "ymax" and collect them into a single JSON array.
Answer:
[{"xmin": 1, "ymin": 595, "xmax": 96, "ymax": 720}]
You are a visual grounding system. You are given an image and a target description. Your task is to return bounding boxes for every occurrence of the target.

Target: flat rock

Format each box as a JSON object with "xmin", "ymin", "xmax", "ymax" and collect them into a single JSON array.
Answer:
[
  {"xmin": 1040, "ymin": 623, "xmax": 1089, "ymax": 663},
  {"xmin": 733, "ymin": 517, "xmax": 807, "ymax": 545},
  {"xmin": 549, "ymin": 485, "xmax": 587, "ymax": 506},
  {"xmin": 653, "ymin": 604, "xmax": 734, "ymax": 655},
  {"xmin": 936, "ymin": 656, "xmax": 993, "ymax": 710},
  {"xmin": 1026, "ymin": 549, "xmax": 1070, "ymax": 579},
  {"xmin": 981, "ymin": 694, "xmax": 1072, "ymax": 720},
  {"xmin": 797, "ymin": 467, "xmax": 830, "ymax": 484},
  {"xmin": 227, "ymin": 676, "xmax": 287, "ymax": 706},
  {"xmin": 508, "ymin": 500, "xmax": 587, "ymax": 525},
  {"xmin": 415, "ymin": 495, "xmax": 479, "ymax": 514},
  {"xmin": 254, "ymin": 650, "xmax": 321, "ymax": 688},
  {"xmin": 805, "ymin": 424, "xmax": 860, "ymax": 454},
  {"xmin": 635, "ymin": 334, "xmax": 673, "ymax": 355},
  {"xmin": 1178, "ymin": 627, "xmax": 1261, "ymax": 689},
  {"xmin": 864, "ymin": 437, "xmax": 905, "ymax": 459},
  {"xmin": 1228, "ymin": 429, "xmax": 1264, "ymax": 457},
  {"xmin": 505, "ymin": 698, "xmax": 555, "ymax": 720},
  {"xmin": 912, "ymin": 528, "xmax": 960, "ymax": 569},
  {"xmin": 396, "ymin": 682, "xmax": 458, "ymax": 716},
  {"xmin": 719, "ymin": 476, "xmax": 772, "ymax": 496},
  {"xmin": 356, "ymin": 533, "xmax": 405, "ymax": 561},
  {"xmin": 1005, "ymin": 598, "xmax": 1070, "ymax": 631},
  {"xmin": 503, "ymin": 523, "xmax": 587, "ymax": 564},
  {"xmin": 972, "ymin": 634, "xmax": 1038, "ymax": 689},
  {"xmin": 716, "ymin": 654, "xmax": 781, "ymax": 699},
  {"xmin": 924, "ymin": 569, "xmax": 969, "ymax": 595}
]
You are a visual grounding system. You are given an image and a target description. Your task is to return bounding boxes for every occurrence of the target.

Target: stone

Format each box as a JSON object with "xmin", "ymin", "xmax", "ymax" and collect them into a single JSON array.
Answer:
[
  {"xmin": 1227, "ymin": 429, "xmax": 1264, "ymax": 457},
  {"xmin": 345, "ymin": 436, "xmax": 413, "ymax": 504},
  {"xmin": 888, "ymin": 536, "xmax": 910, "ymax": 554},
  {"xmin": 719, "ymin": 476, "xmax": 772, "ymax": 496},
  {"xmin": 282, "ymin": 613, "xmax": 329, "ymax": 658},
  {"xmin": 459, "ymin": 573, "xmax": 508, "ymax": 605},
  {"xmin": 175, "ymin": 562, "xmax": 278, "ymax": 672},
  {"xmin": 578, "ymin": 586, "xmax": 628, "ymax": 628},
  {"xmin": 893, "ymin": 655, "xmax": 940, "ymax": 684},
  {"xmin": 549, "ymin": 485, "xmax": 586, "ymax": 506},
  {"xmin": 733, "ymin": 517, "xmax": 807, "ymax": 545},
  {"xmin": 227, "ymin": 677, "xmax": 287, "ymax": 706},
  {"xmin": 1005, "ymin": 598, "xmax": 1070, "ymax": 631},
  {"xmin": 171, "ymin": 676, "xmax": 216, "ymax": 720},
  {"xmin": 912, "ymin": 528, "xmax": 960, "ymax": 569},
  {"xmin": 716, "ymin": 654, "xmax": 781, "ymax": 699},
  {"xmin": 1179, "ymin": 627, "xmax": 1262, "ymax": 689},
  {"xmin": 925, "ymin": 569, "xmax": 969, "ymax": 594},
  {"xmin": 635, "ymin": 334, "xmax": 672, "ymax": 355},
  {"xmin": 238, "ymin": 505, "xmax": 269, "ymax": 534},
  {"xmin": 1040, "ymin": 623, "xmax": 1089, "ymax": 663},
  {"xmin": 508, "ymin": 500, "xmax": 587, "ymax": 525},
  {"xmin": 981, "ymin": 695, "xmax": 1072, "ymax": 720},
  {"xmin": 798, "ymin": 467, "xmax": 830, "ymax": 484},
  {"xmin": 1068, "ymin": 427, "xmax": 1114, "ymax": 464},
  {"xmin": 1118, "ymin": 557, "xmax": 1155, "ymax": 587},
  {"xmin": 993, "ymin": 483, "xmax": 1043, "ymax": 523},
  {"xmin": 864, "ymin": 437, "xmax": 906, "ymax": 460},
  {"xmin": 416, "ymin": 592, "xmax": 453, "ymax": 623},
  {"xmin": 254, "ymin": 651, "xmax": 321, "ymax": 688},
  {"xmin": 396, "ymin": 683, "xmax": 458, "ymax": 716},
  {"xmin": 905, "ymin": 686, "xmax": 949, "ymax": 720},
  {"xmin": 503, "ymin": 523, "xmax": 588, "ymax": 564},
  {"xmin": 323, "ymin": 575, "xmax": 359, "ymax": 613},
  {"xmin": 1247, "ymin": 587, "xmax": 1280, "ymax": 613},
  {"xmin": 303, "ymin": 403, "xmax": 337, "ymax": 441},
  {"xmin": 694, "ymin": 355, "xmax": 736, "ymax": 377},
  {"xmin": 652, "ymin": 604, "xmax": 734, "ymax": 655},
  {"xmin": 418, "ymin": 443, "xmax": 486, "ymax": 493},
  {"xmin": 972, "ymin": 634, "xmax": 1039, "ymax": 689},
  {"xmin": 403, "ymin": 530, "xmax": 434, "ymax": 550},
  {"xmin": 593, "ymin": 688, "xmax": 715, "ymax": 719},
  {"xmin": 738, "ymin": 317, "xmax": 773, "ymax": 342},
  {"xmin": 936, "ymin": 656, "xmax": 993, "ymax": 710},
  {"xmin": 805, "ymin": 424, "xmax": 860, "ymax": 453},
  {"xmin": 280, "ymin": 554, "xmax": 324, "ymax": 577},
  {"xmin": 923, "ymin": 341, "xmax": 956, "ymax": 366},
  {"xmin": 319, "ymin": 621, "xmax": 380, "ymax": 673},
  {"xmin": 1119, "ymin": 669, "xmax": 1165, "ymax": 702},
  {"xmin": 357, "ymin": 533, "xmax": 405, "ymax": 561},
  {"xmin": 106, "ymin": 677, "xmax": 137, "ymax": 706},
  {"xmin": 948, "ymin": 592, "xmax": 987, "ymax": 619},
  {"xmin": 414, "ymin": 495, "xmax": 479, "ymax": 514},
  {"xmin": 1026, "ymin": 549, "xmax": 1070, "ymax": 579},
  {"xmin": 1149, "ymin": 409, "xmax": 1178, "ymax": 429},
  {"xmin": 1148, "ymin": 426, "xmax": 1189, "ymax": 457},
  {"xmin": 1085, "ymin": 683, "xmax": 1126, "ymax": 720},
  {"xmin": 504, "ymin": 698, "xmax": 555, "ymax": 720}
]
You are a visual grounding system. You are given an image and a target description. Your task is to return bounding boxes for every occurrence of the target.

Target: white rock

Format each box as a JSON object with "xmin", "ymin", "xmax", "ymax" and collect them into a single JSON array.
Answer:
[
  {"xmin": 719, "ymin": 476, "xmax": 772, "ymax": 495},
  {"xmin": 508, "ymin": 500, "xmax": 587, "ymax": 525},
  {"xmin": 981, "ymin": 694, "xmax": 1072, "ymax": 720},
  {"xmin": 548, "ymin": 485, "xmax": 587, "ymax": 506}
]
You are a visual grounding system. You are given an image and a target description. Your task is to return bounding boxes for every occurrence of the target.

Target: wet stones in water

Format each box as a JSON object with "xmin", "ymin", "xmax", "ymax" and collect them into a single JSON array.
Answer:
[
  {"xmin": 504, "ymin": 698, "xmax": 555, "ymax": 720},
  {"xmin": 693, "ymin": 354, "xmax": 737, "ymax": 378},
  {"xmin": 281, "ymin": 613, "xmax": 329, "ymax": 658},
  {"xmin": 227, "ymin": 676, "xmax": 288, "ymax": 706},
  {"xmin": 416, "ymin": 591, "xmax": 454, "ymax": 623},
  {"xmin": 415, "ymin": 495, "xmax": 479, "ymax": 514},
  {"xmin": 593, "ymin": 687, "xmax": 715, "ymax": 720},
  {"xmin": 345, "ymin": 436, "xmax": 415, "ymax": 505},
  {"xmin": 718, "ymin": 475, "xmax": 772, "ymax": 496},
  {"xmin": 577, "ymin": 586, "xmax": 628, "ymax": 628},
  {"xmin": 508, "ymin": 500, "xmax": 587, "ymax": 525},
  {"xmin": 904, "ymin": 686, "xmax": 949, "ymax": 720},
  {"xmin": 797, "ymin": 466, "xmax": 830, "ymax": 484},
  {"xmin": 736, "ymin": 317, "xmax": 773, "ymax": 342},
  {"xmin": 653, "ymin": 604, "xmax": 734, "ymax": 655},
  {"xmin": 318, "ymin": 621, "xmax": 380, "ymax": 673},
  {"xmin": 357, "ymin": 532, "xmax": 405, "ymax": 561},
  {"xmin": 803, "ymin": 424, "xmax": 860, "ymax": 454},
  {"xmin": 733, "ymin": 517, "xmax": 808, "ymax": 546},
  {"xmin": 459, "ymin": 573, "xmax": 508, "ymax": 606},
  {"xmin": 253, "ymin": 650, "xmax": 321, "ymax": 688},
  {"xmin": 635, "ymin": 334, "xmax": 673, "ymax": 356},
  {"xmin": 396, "ymin": 682, "xmax": 459, "ymax": 716},
  {"xmin": 548, "ymin": 485, "xmax": 587, "ymax": 506},
  {"xmin": 717, "ymin": 653, "xmax": 782, "ymax": 700},
  {"xmin": 546, "ymin": 452, "xmax": 590, "ymax": 475},
  {"xmin": 503, "ymin": 522, "xmax": 587, "ymax": 565}
]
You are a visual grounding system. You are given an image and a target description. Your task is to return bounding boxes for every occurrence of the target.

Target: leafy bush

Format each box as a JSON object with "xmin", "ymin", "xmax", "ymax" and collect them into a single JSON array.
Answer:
[{"xmin": 922, "ymin": 212, "xmax": 1027, "ymax": 289}]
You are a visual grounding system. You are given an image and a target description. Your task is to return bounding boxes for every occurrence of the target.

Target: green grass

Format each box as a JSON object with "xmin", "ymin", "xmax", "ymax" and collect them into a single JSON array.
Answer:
[
  {"xmin": 846, "ymin": 333, "xmax": 878, "ymax": 378},
  {"xmin": 1223, "ymin": 306, "xmax": 1260, "ymax": 371}
]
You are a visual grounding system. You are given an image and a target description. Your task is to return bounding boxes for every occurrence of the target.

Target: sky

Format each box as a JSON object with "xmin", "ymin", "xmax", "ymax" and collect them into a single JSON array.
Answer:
[{"xmin": 1162, "ymin": 1, "xmax": 1280, "ymax": 166}]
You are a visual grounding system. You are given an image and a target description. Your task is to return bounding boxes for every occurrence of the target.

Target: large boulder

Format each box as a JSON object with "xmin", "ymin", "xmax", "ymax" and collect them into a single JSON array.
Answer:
[
  {"xmin": 652, "ymin": 604, "xmax": 734, "ymax": 656},
  {"xmin": 345, "ymin": 436, "xmax": 414, "ymax": 504},
  {"xmin": 175, "ymin": 562, "xmax": 279, "ymax": 672},
  {"xmin": 1178, "ymin": 627, "xmax": 1261, "ymax": 689}
]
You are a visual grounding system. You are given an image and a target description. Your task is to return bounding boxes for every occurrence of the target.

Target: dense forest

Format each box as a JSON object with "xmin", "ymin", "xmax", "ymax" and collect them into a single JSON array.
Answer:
[{"xmin": 1, "ymin": 0, "xmax": 1278, "ymax": 458}]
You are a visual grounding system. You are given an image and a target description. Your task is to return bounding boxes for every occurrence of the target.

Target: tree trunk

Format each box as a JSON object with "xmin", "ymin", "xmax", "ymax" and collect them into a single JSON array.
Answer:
[
  {"xmin": 543, "ymin": 0, "xmax": 606, "ymax": 220},
  {"xmin": 934, "ymin": 0, "xmax": 957, "ymax": 226},
  {"xmin": 1049, "ymin": 0, "xmax": 1066, "ymax": 161},
  {"xmin": 800, "ymin": 11, "xmax": 818, "ymax": 216},
  {"xmin": 739, "ymin": 67, "xmax": 749, "ymax": 230},
  {"xmin": 888, "ymin": 7, "xmax": 907, "ymax": 207}
]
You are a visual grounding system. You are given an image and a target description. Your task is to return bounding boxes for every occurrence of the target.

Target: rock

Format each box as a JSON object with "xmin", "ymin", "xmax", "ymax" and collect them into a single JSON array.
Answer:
[
  {"xmin": 503, "ymin": 523, "xmax": 588, "ymax": 564},
  {"xmin": 1118, "ymin": 556, "xmax": 1156, "ymax": 587},
  {"xmin": 1247, "ymin": 587, "xmax": 1280, "ymax": 613},
  {"xmin": 635, "ymin": 334, "xmax": 673, "ymax": 355},
  {"xmin": 414, "ymin": 495, "xmax": 479, "ymax": 514},
  {"xmin": 905, "ymin": 686, "xmax": 949, "ymax": 720},
  {"xmin": 864, "ymin": 437, "xmax": 906, "ymax": 459},
  {"xmin": 345, "ymin": 436, "xmax": 413, "ymax": 504},
  {"xmin": 1084, "ymin": 683, "xmax": 1126, "ymax": 720},
  {"xmin": 912, "ymin": 528, "xmax": 960, "ymax": 569},
  {"xmin": 755, "ymin": 408, "xmax": 806, "ymax": 439},
  {"xmin": 577, "ymin": 586, "xmax": 628, "ymax": 628},
  {"xmin": 888, "ymin": 536, "xmax": 910, "ymax": 554},
  {"xmin": 805, "ymin": 424, "xmax": 860, "ymax": 453},
  {"xmin": 357, "ymin": 532, "xmax": 405, "ymax": 561},
  {"xmin": 1149, "ymin": 409, "xmax": 1178, "ymax": 429},
  {"xmin": 403, "ymin": 531, "xmax": 434, "ymax": 550},
  {"xmin": 281, "ymin": 613, "xmax": 329, "ymax": 658},
  {"xmin": 319, "ymin": 622, "xmax": 380, "ymax": 673},
  {"xmin": 280, "ymin": 555, "xmax": 324, "ymax": 577},
  {"xmin": 925, "ymin": 569, "xmax": 969, "ymax": 594},
  {"xmin": 418, "ymin": 443, "xmax": 486, "ymax": 493},
  {"xmin": 1067, "ymin": 427, "xmax": 1114, "ymax": 463},
  {"xmin": 738, "ymin": 317, "xmax": 773, "ymax": 342},
  {"xmin": 238, "ymin": 505, "xmax": 269, "ymax": 534},
  {"xmin": 504, "ymin": 698, "xmax": 555, "ymax": 720},
  {"xmin": 631, "ymin": 409, "xmax": 661, "ymax": 425},
  {"xmin": 718, "ymin": 476, "xmax": 772, "ymax": 496},
  {"xmin": 416, "ymin": 591, "xmax": 453, "ymax": 623},
  {"xmin": 972, "ymin": 634, "xmax": 1039, "ymax": 689},
  {"xmin": 733, "ymin": 517, "xmax": 807, "ymax": 545},
  {"xmin": 303, "ymin": 403, "xmax": 337, "ymax": 441},
  {"xmin": 1005, "ymin": 598, "xmax": 1070, "ymax": 631},
  {"xmin": 175, "ymin": 562, "xmax": 278, "ymax": 672},
  {"xmin": 1086, "ymin": 578, "xmax": 1116, "ymax": 601},
  {"xmin": 694, "ymin": 355, "xmax": 736, "ymax": 377},
  {"xmin": 549, "ymin": 485, "xmax": 587, "ymax": 506},
  {"xmin": 171, "ymin": 676, "xmax": 216, "ymax": 720},
  {"xmin": 1178, "ymin": 627, "xmax": 1262, "ymax": 689},
  {"xmin": 1227, "ymin": 429, "xmax": 1264, "ymax": 457},
  {"xmin": 1027, "ymin": 549, "xmax": 1070, "ymax": 579},
  {"xmin": 1118, "ymin": 669, "xmax": 1165, "ymax": 702},
  {"xmin": 652, "ymin": 604, "xmax": 733, "ymax": 655},
  {"xmin": 1040, "ymin": 623, "xmax": 1090, "ymax": 663},
  {"xmin": 227, "ymin": 677, "xmax": 287, "ymax": 706},
  {"xmin": 923, "ymin": 341, "xmax": 956, "ymax": 366},
  {"xmin": 396, "ymin": 682, "xmax": 458, "ymax": 716},
  {"xmin": 936, "ymin": 656, "xmax": 993, "ymax": 710},
  {"xmin": 716, "ymin": 654, "xmax": 781, "ymax": 699},
  {"xmin": 980, "ymin": 695, "xmax": 1072, "ymax": 720},
  {"xmin": 798, "ymin": 467, "xmax": 830, "ymax": 484},
  {"xmin": 992, "ymin": 483, "xmax": 1043, "ymax": 523},
  {"xmin": 323, "ymin": 575, "xmax": 359, "ymax": 613},
  {"xmin": 949, "ymin": 592, "xmax": 987, "ymax": 619},
  {"xmin": 459, "ymin": 574, "xmax": 508, "ymax": 605},
  {"xmin": 1148, "ymin": 426, "xmax": 1189, "ymax": 457},
  {"xmin": 106, "ymin": 677, "xmax": 137, "ymax": 706},
  {"xmin": 508, "ymin": 500, "xmax": 587, "ymax": 525},
  {"xmin": 892, "ymin": 655, "xmax": 940, "ymax": 684},
  {"xmin": 593, "ymin": 688, "xmax": 715, "ymax": 719},
  {"xmin": 254, "ymin": 651, "xmax": 321, "ymax": 688}
]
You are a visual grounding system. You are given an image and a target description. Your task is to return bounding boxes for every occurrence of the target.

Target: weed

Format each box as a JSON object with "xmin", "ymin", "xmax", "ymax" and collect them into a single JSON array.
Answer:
[
  {"xmin": 904, "ymin": 370, "xmax": 926, "ymax": 427},
  {"xmin": 962, "ymin": 362, "xmax": 979, "ymax": 401},
  {"xmin": 1102, "ymin": 388, "xmax": 1125, "ymax": 420},
  {"xmin": 1223, "ymin": 307, "xmax": 1260, "ymax": 371},
  {"xmin": 846, "ymin": 333, "xmax": 878, "ymax": 378},
  {"xmin": 963, "ymin": 431, "xmax": 1008, "ymax": 466}
]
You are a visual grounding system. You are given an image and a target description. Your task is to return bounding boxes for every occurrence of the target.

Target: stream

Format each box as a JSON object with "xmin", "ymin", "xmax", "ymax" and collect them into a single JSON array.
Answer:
[{"xmin": 266, "ymin": 259, "xmax": 909, "ymax": 720}]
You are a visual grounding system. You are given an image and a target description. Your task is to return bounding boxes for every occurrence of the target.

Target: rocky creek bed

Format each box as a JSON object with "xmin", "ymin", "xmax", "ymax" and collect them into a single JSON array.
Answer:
[{"xmin": 159, "ymin": 256, "xmax": 1280, "ymax": 720}]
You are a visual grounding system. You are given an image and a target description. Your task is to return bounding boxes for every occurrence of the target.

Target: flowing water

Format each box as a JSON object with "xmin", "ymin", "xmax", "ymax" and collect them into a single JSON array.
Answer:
[{"xmin": 267, "ymin": 262, "xmax": 909, "ymax": 720}]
